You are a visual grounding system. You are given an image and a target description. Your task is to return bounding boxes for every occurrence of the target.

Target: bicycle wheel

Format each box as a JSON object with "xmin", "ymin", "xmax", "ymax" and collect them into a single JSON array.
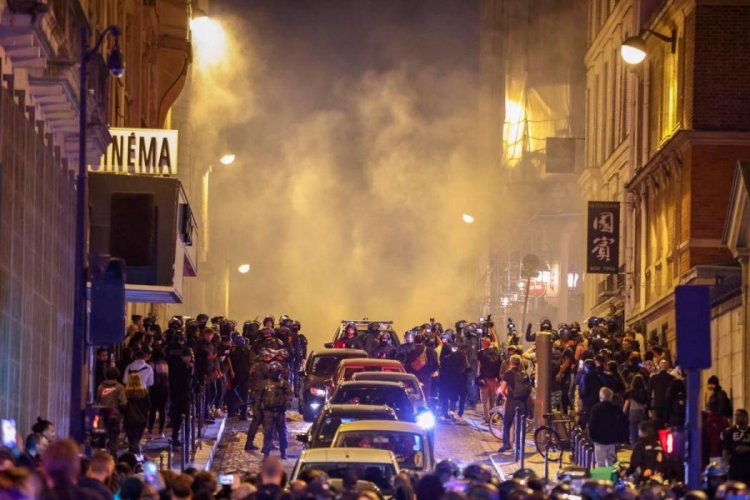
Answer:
[
  {"xmin": 534, "ymin": 426, "xmax": 562, "ymax": 461},
  {"xmin": 488, "ymin": 408, "xmax": 504, "ymax": 440}
]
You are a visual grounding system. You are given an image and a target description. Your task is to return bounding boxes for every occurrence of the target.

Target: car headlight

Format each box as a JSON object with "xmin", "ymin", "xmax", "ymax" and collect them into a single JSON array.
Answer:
[
  {"xmin": 416, "ymin": 410, "xmax": 436, "ymax": 430},
  {"xmin": 310, "ymin": 387, "xmax": 326, "ymax": 398}
]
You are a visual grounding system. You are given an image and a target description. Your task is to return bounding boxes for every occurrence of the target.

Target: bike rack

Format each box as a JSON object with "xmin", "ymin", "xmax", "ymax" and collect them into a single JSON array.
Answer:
[{"xmin": 514, "ymin": 411, "xmax": 527, "ymax": 466}]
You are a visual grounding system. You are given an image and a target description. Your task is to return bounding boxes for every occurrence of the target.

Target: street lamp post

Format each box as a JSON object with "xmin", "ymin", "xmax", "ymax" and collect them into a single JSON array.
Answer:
[{"xmin": 70, "ymin": 25, "xmax": 124, "ymax": 439}]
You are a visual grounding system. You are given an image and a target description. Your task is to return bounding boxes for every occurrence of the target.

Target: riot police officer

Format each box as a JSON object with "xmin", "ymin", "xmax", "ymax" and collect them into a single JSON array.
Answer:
[
  {"xmin": 372, "ymin": 332, "xmax": 396, "ymax": 359},
  {"xmin": 261, "ymin": 361, "xmax": 293, "ymax": 459},
  {"xmin": 244, "ymin": 357, "xmax": 270, "ymax": 451}
]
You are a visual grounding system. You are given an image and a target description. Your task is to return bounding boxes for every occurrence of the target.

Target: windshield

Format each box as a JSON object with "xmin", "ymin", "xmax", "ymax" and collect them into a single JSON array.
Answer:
[
  {"xmin": 333, "ymin": 431, "xmax": 427, "ymax": 470},
  {"xmin": 315, "ymin": 414, "xmax": 394, "ymax": 446},
  {"xmin": 312, "ymin": 356, "xmax": 346, "ymax": 377},
  {"xmin": 298, "ymin": 463, "xmax": 395, "ymax": 493},
  {"xmin": 331, "ymin": 388, "xmax": 414, "ymax": 420}
]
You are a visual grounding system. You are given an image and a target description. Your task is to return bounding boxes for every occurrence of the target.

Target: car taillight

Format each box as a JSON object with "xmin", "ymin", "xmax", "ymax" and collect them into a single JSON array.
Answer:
[{"xmin": 310, "ymin": 387, "xmax": 326, "ymax": 398}]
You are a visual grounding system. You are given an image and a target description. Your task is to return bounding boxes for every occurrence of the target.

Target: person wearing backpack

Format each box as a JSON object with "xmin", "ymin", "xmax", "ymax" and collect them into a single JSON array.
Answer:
[{"xmin": 498, "ymin": 355, "xmax": 531, "ymax": 453}]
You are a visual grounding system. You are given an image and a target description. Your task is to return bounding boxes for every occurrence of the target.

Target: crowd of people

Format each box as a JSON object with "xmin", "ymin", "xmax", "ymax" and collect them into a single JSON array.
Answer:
[{"xmin": 2, "ymin": 313, "xmax": 750, "ymax": 499}]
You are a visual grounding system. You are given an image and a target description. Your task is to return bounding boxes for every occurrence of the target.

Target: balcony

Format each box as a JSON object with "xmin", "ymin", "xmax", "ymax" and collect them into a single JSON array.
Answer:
[
  {"xmin": 0, "ymin": 0, "xmax": 110, "ymax": 168},
  {"xmin": 596, "ymin": 272, "xmax": 624, "ymax": 304}
]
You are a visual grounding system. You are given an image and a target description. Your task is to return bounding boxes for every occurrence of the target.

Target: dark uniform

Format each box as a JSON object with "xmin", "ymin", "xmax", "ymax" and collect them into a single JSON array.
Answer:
[
  {"xmin": 499, "ymin": 362, "xmax": 530, "ymax": 452},
  {"xmin": 722, "ymin": 424, "xmax": 750, "ymax": 483},
  {"xmin": 261, "ymin": 363, "xmax": 293, "ymax": 458},
  {"xmin": 244, "ymin": 361, "xmax": 269, "ymax": 451}
]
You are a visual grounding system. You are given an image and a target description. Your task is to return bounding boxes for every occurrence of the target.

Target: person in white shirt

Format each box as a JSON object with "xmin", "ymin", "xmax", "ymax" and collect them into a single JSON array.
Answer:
[{"xmin": 123, "ymin": 350, "xmax": 154, "ymax": 388}]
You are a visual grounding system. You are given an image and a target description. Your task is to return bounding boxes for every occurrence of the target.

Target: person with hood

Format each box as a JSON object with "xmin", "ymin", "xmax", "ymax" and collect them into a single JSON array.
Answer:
[
  {"xmin": 122, "ymin": 350, "xmax": 154, "ymax": 389},
  {"xmin": 97, "ymin": 366, "xmax": 127, "ymax": 457}
]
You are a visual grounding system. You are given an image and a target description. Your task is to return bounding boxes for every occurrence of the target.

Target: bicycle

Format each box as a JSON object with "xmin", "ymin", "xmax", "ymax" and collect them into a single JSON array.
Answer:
[
  {"xmin": 488, "ymin": 403, "xmax": 536, "ymax": 440},
  {"xmin": 533, "ymin": 411, "xmax": 579, "ymax": 462}
]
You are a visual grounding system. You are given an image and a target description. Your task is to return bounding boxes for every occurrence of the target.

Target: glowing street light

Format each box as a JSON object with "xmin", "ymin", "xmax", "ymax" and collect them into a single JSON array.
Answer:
[
  {"xmin": 190, "ymin": 16, "xmax": 227, "ymax": 67},
  {"xmin": 462, "ymin": 213, "xmax": 475, "ymax": 224},
  {"xmin": 620, "ymin": 29, "xmax": 676, "ymax": 65},
  {"xmin": 219, "ymin": 154, "xmax": 236, "ymax": 165},
  {"xmin": 238, "ymin": 264, "xmax": 250, "ymax": 274}
]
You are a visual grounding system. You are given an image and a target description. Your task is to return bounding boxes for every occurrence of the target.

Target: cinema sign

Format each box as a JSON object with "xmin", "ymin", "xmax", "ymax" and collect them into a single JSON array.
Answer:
[{"xmin": 91, "ymin": 128, "xmax": 179, "ymax": 176}]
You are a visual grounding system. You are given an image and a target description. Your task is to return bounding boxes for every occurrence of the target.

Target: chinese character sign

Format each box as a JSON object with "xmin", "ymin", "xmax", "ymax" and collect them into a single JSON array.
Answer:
[{"xmin": 587, "ymin": 201, "xmax": 620, "ymax": 274}]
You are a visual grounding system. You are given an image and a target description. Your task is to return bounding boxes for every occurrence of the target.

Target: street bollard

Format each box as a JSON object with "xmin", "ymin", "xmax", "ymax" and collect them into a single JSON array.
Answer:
[
  {"xmin": 183, "ymin": 412, "xmax": 190, "ymax": 469},
  {"xmin": 519, "ymin": 413, "xmax": 526, "ymax": 470},
  {"xmin": 167, "ymin": 440, "xmax": 173, "ymax": 470},
  {"xmin": 514, "ymin": 411, "xmax": 522, "ymax": 462}
]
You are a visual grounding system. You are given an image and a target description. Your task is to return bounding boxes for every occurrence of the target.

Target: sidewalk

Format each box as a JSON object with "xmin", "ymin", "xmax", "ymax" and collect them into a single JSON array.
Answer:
[{"xmin": 142, "ymin": 417, "xmax": 227, "ymax": 472}]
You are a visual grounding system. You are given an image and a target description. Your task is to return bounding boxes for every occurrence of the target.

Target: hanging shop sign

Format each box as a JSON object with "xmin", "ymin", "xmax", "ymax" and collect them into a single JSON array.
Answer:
[{"xmin": 587, "ymin": 201, "xmax": 620, "ymax": 274}]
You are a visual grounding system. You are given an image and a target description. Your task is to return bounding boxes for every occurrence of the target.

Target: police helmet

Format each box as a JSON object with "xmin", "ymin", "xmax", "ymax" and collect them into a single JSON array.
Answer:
[
  {"xmin": 168, "ymin": 316, "xmax": 183, "ymax": 330},
  {"xmin": 463, "ymin": 463, "xmax": 494, "ymax": 483},
  {"xmin": 540, "ymin": 318, "xmax": 553, "ymax": 331},
  {"xmin": 378, "ymin": 332, "xmax": 391, "ymax": 344},
  {"xmin": 435, "ymin": 459, "xmax": 460, "ymax": 480}
]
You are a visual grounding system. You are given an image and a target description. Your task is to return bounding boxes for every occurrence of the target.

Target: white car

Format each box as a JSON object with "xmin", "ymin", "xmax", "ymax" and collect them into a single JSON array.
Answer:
[
  {"xmin": 331, "ymin": 420, "xmax": 435, "ymax": 474},
  {"xmin": 290, "ymin": 447, "xmax": 400, "ymax": 495}
]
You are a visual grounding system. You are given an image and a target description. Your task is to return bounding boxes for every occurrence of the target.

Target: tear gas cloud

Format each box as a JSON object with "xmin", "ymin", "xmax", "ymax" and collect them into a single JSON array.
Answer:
[{"xmin": 191, "ymin": 1, "xmax": 505, "ymax": 346}]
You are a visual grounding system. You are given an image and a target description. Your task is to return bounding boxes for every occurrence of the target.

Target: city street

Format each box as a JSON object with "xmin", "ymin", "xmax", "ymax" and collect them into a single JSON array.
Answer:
[{"xmin": 212, "ymin": 406, "xmax": 500, "ymax": 476}]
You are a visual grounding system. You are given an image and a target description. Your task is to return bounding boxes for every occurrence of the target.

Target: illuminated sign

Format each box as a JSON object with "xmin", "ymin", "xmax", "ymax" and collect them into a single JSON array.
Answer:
[{"xmin": 92, "ymin": 128, "xmax": 178, "ymax": 175}]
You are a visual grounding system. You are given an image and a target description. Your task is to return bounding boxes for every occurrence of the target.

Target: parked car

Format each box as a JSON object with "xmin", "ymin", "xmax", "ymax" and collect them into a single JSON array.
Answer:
[
  {"xmin": 299, "ymin": 348, "xmax": 368, "ymax": 421},
  {"xmin": 332, "ymin": 358, "xmax": 405, "ymax": 388},
  {"xmin": 297, "ymin": 404, "xmax": 398, "ymax": 449},
  {"xmin": 331, "ymin": 420, "xmax": 435, "ymax": 474},
  {"xmin": 290, "ymin": 448, "xmax": 400, "ymax": 496},
  {"xmin": 352, "ymin": 371, "xmax": 428, "ymax": 411}
]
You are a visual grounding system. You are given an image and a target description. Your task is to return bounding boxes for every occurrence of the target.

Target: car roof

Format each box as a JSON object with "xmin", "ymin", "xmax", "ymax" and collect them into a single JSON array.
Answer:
[
  {"xmin": 300, "ymin": 447, "xmax": 397, "ymax": 463},
  {"xmin": 311, "ymin": 349, "xmax": 368, "ymax": 358},
  {"xmin": 337, "ymin": 380, "xmax": 405, "ymax": 390},
  {"xmin": 338, "ymin": 358, "xmax": 403, "ymax": 368},
  {"xmin": 353, "ymin": 372, "xmax": 419, "ymax": 382},
  {"xmin": 324, "ymin": 404, "xmax": 396, "ymax": 415},
  {"xmin": 335, "ymin": 420, "xmax": 426, "ymax": 434}
]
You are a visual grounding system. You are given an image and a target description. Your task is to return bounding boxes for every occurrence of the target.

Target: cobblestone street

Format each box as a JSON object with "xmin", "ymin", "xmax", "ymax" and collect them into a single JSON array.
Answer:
[{"xmin": 211, "ymin": 405, "xmax": 503, "ymax": 476}]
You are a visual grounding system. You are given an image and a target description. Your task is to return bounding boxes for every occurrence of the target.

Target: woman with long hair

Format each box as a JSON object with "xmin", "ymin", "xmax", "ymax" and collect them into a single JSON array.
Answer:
[
  {"xmin": 147, "ymin": 347, "xmax": 169, "ymax": 438},
  {"xmin": 124, "ymin": 373, "xmax": 151, "ymax": 455}
]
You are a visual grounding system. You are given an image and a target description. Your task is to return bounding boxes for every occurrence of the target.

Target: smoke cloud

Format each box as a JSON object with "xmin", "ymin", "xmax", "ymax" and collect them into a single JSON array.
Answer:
[{"xmin": 191, "ymin": 1, "xmax": 505, "ymax": 346}]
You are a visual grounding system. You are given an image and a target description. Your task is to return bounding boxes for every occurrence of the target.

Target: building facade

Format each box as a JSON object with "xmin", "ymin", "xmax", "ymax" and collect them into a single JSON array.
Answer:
[
  {"xmin": 0, "ymin": 0, "xmax": 191, "ymax": 435},
  {"xmin": 581, "ymin": 0, "xmax": 750, "ymax": 408}
]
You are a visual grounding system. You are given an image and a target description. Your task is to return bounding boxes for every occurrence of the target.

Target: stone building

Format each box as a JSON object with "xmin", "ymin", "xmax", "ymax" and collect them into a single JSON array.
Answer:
[
  {"xmin": 0, "ymin": 0, "xmax": 191, "ymax": 435},
  {"xmin": 580, "ymin": 0, "xmax": 750, "ymax": 408}
]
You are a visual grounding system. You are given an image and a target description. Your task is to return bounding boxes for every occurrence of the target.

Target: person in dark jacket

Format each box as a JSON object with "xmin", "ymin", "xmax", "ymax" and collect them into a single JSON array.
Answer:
[
  {"xmin": 578, "ymin": 359, "xmax": 603, "ymax": 427},
  {"xmin": 124, "ymin": 373, "xmax": 151, "ymax": 455},
  {"xmin": 147, "ymin": 347, "xmax": 169, "ymax": 438},
  {"xmin": 405, "ymin": 335, "xmax": 439, "ymax": 405},
  {"xmin": 647, "ymin": 360, "xmax": 675, "ymax": 429},
  {"xmin": 707, "ymin": 375, "xmax": 733, "ymax": 420},
  {"xmin": 623, "ymin": 374, "xmax": 649, "ymax": 446},
  {"xmin": 228, "ymin": 337, "xmax": 251, "ymax": 419},
  {"xmin": 477, "ymin": 338, "xmax": 502, "ymax": 422},
  {"xmin": 167, "ymin": 344, "xmax": 194, "ymax": 447},
  {"xmin": 589, "ymin": 387, "xmax": 625, "ymax": 467},
  {"xmin": 78, "ymin": 451, "xmax": 114, "ymax": 500},
  {"xmin": 627, "ymin": 421, "xmax": 670, "ymax": 481},
  {"xmin": 442, "ymin": 342, "xmax": 469, "ymax": 419}
]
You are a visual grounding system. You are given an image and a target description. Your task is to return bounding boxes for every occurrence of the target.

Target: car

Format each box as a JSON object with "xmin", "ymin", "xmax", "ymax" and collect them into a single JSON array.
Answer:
[
  {"xmin": 352, "ymin": 371, "xmax": 428, "ymax": 411},
  {"xmin": 331, "ymin": 420, "xmax": 435, "ymax": 474},
  {"xmin": 299, "ymin": 348, "xmax": 368, "ymax": 421},
  {"xmin": 290, "ymin": 447, "xmax": 400, "ymax": 496},
  {"xmin": 332, "ymin": 358, "xmax": 405, "ymax": 388},
  {"xmin": 296, "ymin": 404, "xmax": 398, "ymax": 449}
]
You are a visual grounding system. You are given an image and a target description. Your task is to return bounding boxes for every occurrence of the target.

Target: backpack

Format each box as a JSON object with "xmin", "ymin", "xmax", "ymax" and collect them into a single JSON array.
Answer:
[
  {"xmin": 511, "ymin": 370, "xmax": 532, "ymax": 400},
  {"xmin": 262, "ymin": 382, "xmax": 288, "ymax": 411}
]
